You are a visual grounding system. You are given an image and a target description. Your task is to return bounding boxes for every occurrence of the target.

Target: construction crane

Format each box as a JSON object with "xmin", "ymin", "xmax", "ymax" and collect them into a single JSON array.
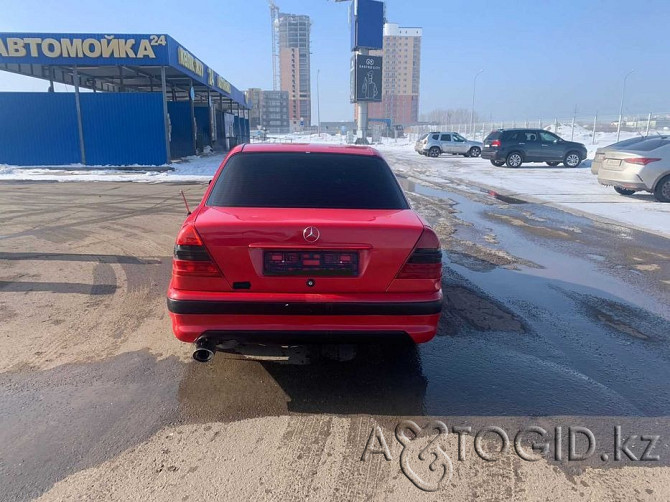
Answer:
[{"xmin": 269, "ymin": 0, "xmax": 280, "ymax": 91}]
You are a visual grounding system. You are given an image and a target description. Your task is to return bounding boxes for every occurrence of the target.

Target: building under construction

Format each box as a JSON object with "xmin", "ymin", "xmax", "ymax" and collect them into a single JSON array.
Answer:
[{"xmin": 270, "ymin": 2, "xmax": 311, "ymax": 131}]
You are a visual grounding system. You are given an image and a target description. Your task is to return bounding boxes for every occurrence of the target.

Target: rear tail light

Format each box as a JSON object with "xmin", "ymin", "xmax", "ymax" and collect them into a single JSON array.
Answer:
[
  {"xmin": 490, "ymin": 139, "xmax": 501, "ymax": 148},
  {"xmin": 173, "ymin": 223, "xmax": 222, "ymax": 277},
  {"xmin": 397, "ymin": 227, "xmax": 442, "ymax": 279},
  {"xmin": 623, "ymin": 157, "xmax": 661, "ymax": 165}
]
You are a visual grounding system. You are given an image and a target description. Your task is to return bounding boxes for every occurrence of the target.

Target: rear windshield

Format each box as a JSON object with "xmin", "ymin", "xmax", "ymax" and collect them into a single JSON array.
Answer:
[
  {"xmin": 207, "ymin": 152, "xmax": 409, "ymax": 209},
  {"xmin": 614, "ymin": 137, "xmax": 669, "ymax": 152},
  {"xmin": 611, "ymin": 136, "xmax": 649, "ymax": 149},
  {"xmin": 484, "ymin": 131, "xmax": 501, "ymax": 141}
]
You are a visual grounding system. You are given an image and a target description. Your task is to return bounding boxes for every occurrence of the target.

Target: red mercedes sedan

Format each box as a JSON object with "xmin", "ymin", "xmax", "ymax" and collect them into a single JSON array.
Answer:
[{"xmin": 167, "ymin": 143, "xmax": 443, "ymax": 362}]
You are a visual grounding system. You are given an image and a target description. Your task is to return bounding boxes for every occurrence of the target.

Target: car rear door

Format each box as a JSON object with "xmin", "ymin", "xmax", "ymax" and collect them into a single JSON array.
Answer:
[
  {"xmin": 521, "ymin": 130, "xmax": 542, "ymax": 161},
  {"xmin": 439, "ymin": 133, "xmax": 453, "ymax": 153}
]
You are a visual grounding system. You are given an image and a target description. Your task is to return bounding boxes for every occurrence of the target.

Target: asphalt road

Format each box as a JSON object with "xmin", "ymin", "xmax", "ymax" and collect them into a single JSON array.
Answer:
[{"xmin": 1, "ymin": 159, "xmax": 669, "ymax": 501}]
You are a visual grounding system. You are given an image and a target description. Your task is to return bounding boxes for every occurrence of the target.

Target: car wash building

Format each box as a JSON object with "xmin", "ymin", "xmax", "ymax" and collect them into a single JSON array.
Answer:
[{"xmin": 0, "ymin": 33, "xmax": 250, "ymax": 166}]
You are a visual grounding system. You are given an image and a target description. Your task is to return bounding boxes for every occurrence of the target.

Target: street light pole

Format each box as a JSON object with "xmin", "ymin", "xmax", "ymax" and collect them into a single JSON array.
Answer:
[
  {"xmin": 470, "ymin": 69, "xmax": 484, "ymax": 138},
  {"xmin": 317, "ymin": 69, "xmax": 321, "ymax": 137},
  {"xmin": 617, "ymin": 70, "xmax": 634, "ymax": 142}
]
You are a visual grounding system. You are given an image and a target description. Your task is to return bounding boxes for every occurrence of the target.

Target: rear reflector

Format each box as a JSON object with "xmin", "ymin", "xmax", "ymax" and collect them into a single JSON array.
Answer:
[
  {"xmin": 176, "ymin": 223, "xmax": 203, "ymax": 246},
  {"xmin": 623, "ymin": 157, "xmax": 661, "ymax": 165},
  {"xmin": 173, "ymin": 223, "xmax": 222, "ymax": 277},
  {"xmin": 397, "ymin": 227, "xmax": 442, "ymax": 279},
  {"xmin": 173, "ymin": 259, "xmax": 221, "ymax": 276}
]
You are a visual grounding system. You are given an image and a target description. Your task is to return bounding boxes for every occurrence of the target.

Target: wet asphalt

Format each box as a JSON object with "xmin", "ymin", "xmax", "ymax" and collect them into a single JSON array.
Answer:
[{"xmin": 0, "ymin": 172, "xmax": 669, "ymax": 500}]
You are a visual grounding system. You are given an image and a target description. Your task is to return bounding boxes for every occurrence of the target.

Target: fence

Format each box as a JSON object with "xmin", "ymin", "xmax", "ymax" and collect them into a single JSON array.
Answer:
[{"xmin": 407, "ymin": 112, "xmax": 670, "ymax": 144}]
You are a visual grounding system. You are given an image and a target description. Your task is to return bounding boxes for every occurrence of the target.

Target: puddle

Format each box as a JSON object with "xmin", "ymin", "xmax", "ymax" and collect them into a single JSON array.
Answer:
[
  {"xmin": 565, "ymin": 291, "xmax": 669, "ymax": 345},
  {"xmin": 486, "ymin": 190, "xmax": 529, "ymax": 204},
  {"xmin": 400, "ymin": 177, "xmax": 669, "ymax": 320}
]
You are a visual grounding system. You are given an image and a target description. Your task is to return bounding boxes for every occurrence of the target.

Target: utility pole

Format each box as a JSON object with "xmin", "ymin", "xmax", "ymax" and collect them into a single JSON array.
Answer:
[
  {"xmin": 617, "ymin": 69, "xmax": 634, "ymax": 142},
  {"xmin": 317, "ymin": 69, "xmax": 321, "ymax": 136},
  {"xmin": 470, "ymin": 69, "xmax": 484, "ymax": 137}
]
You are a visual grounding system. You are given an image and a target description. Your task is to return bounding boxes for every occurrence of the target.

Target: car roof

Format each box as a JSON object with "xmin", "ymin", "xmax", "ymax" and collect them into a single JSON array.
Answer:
[{"xmin": 237, "ymin": 143, "xmax": 379, "ymax": 156}]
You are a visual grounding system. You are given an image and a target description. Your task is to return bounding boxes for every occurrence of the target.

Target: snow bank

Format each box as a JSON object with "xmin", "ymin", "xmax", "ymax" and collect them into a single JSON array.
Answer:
[
  {"xmin": 375, "ymin": 146, "xmax": 670, "ymax": 238},
  {"xmin": 0, "ymin": 131, "xmax": 667, "ymax": 238}
]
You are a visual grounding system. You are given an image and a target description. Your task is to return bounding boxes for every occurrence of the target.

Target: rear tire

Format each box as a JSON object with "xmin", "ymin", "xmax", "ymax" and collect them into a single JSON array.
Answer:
[
  {"xmin": 506, "ymin": 152, "xmax": 523, "ymax": 168},
  {"xmin": 653, "ymin": 175, "xmax": 670, "ymax": 202},
  {"xmin": 546, "ymin": 161, "xmax": 560, "ymax": 166},
  {"xmin": 614, "ymin": 186, "xmax": 636, "ymax": 196},
  {"xmin": 468, "ymin": 146, "xmax": 481, "ymax": 157},
  {"xmin": 428, "ymin": 147, "xmax": 441, "ymax": 158},
  {"xmin": 490, "ymin": 160, "xmax": 505, "ymax": 167},
  {"xmin": 564, "ymin": 151, "xmax": 582, "ymax": 168}
]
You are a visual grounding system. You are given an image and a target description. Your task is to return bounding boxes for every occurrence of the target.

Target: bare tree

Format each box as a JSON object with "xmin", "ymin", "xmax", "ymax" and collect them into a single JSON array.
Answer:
[{"xmin": 420, "ymin": 108, "xmax": 481, "ymax": 126}]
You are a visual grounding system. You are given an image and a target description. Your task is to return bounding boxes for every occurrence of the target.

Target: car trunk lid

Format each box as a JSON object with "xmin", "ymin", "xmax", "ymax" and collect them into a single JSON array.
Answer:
[{"xmin": 194, "ymin": 207, "xmax": 425, "ymax": 293}]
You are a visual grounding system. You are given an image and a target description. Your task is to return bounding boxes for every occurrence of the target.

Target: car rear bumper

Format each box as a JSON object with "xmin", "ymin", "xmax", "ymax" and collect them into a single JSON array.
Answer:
[
  {"xmin": 481, "ymin": 149, "xmax": 504, "ymax": 160},
  {"xmin": 167, "ymin": 290, "xmax": 443, "ymax": 344},
  {"xmin": 597, "ymin": 168, "xmax": 650, "ymax": 190}
]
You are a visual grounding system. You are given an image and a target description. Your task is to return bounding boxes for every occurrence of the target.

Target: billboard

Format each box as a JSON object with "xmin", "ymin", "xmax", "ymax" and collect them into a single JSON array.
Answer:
[
  {"xmin": 350, "ymin": 54, "xmax": 382, "ymax": 103},
  {"xmin": 350, "ymin": 0, "xmax": 385, "ymax": 51}
]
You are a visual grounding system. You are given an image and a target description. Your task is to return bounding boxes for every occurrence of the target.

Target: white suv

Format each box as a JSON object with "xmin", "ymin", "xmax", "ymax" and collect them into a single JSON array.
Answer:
[{"xmin": 415, "ymin": 132, "xmax": 483, "ymax": 158}]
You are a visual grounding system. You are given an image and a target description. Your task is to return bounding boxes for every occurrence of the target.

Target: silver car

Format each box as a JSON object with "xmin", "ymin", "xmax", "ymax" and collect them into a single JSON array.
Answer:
[
  {"xmin": 592, "ymin": 136, "xmax": 670, "ymax": 202},
  {"xmin": 415, "ymin": 132, "xmax": 483, "ymax": 158}
]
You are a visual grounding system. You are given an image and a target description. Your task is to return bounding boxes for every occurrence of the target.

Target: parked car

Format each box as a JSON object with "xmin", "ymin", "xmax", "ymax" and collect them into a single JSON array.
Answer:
[
  {"xmin": 415, "ymin": 132, "xmax": 483, "ymax": 158},
  {"xmin": 592, "ymin": 136, "xmax": 670, "ymax": 202},
  {"xmin": 482, "ymin": 129, "xmax": 587, "ymax": 168},
  {"xmin": 167, "ymin": 143, "xmax": 443, "ymax": 362}
]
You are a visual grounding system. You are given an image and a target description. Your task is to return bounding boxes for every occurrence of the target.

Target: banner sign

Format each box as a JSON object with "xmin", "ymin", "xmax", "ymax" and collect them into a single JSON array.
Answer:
[
  {"xmin": 0, "ymin": 33, "xmax": 169, "ymax": 65},
  {"xmin": 351, "ymin": 54, "xmax": 382, "ymax": 103},
  {"xmin": 0, "ymin": 32, "xmax": 247, "ymax": 107}
]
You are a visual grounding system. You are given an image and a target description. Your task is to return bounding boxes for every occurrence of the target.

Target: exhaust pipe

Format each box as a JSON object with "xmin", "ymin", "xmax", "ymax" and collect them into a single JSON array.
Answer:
[{"xmin": 193, "ymin": 338, "xmax": 216, "ymax": 363}]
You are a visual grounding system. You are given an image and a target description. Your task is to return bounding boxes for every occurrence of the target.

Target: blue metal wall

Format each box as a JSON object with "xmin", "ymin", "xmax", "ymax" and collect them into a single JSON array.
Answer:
[
  {"xmin": 0, "ymin": 92, "xmax": 247, "ymax": 165},
  {"xmin": 80, "ymin": 93, "xmax": 166, "ymax": 165},
  {"xmin": 193, "ymin": 106, "xmax": 211, "ymax": 151},
  {"xmin": 241, "ymin": 117, "xmax": 249, "ymax": 143},
  {"xmin": 168, "ymin": 101, "xmax": 194, "ymax": 158},
  {"xmin": 0, "ymin": 93, "xmax": 81, "ymax": 165},
  {"xmin": 215, "ymin": 110, "xmax": 225, "ymax": 143}
]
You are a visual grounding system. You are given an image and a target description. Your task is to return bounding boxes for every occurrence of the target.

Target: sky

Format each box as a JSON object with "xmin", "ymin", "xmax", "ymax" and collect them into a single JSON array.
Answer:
[{"xmin": 1, "ymin": 0, "xmax": 668, "ymax": 124}]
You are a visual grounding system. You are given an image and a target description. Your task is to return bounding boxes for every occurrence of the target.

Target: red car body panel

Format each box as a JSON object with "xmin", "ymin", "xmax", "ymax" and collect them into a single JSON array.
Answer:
[{"xmin": 167, "ymin": 144, "xmax": 443, "ymax": 345}]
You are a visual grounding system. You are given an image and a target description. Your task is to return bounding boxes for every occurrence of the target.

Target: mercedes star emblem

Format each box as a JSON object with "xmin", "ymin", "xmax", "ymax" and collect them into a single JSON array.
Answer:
[{"xmin": 303, "ymin": 226, "xmax": 320, "ymax": 243}]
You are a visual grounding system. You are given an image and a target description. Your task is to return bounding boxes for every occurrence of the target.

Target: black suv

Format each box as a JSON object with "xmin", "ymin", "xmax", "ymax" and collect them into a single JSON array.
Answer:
[{"xmin": 482, "ymin": 129, "xmax": 587, "ymax": 168}]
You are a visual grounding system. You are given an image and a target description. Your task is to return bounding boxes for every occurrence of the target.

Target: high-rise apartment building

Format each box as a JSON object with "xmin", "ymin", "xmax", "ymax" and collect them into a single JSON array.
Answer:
[
  {"xmin": 276, "ymin": 13, "xmax": 311, "ymax": 131},
  {"xmin": 246, "ymin": 88, "xmax": 262, "ymax": 130},
  {"xmin": 368, "ymin": 23, "xmax": 422, "ymax": 126},
  {"xmin": 245, "ymin": 88, "xmax": 290, "ymax": 134}
]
